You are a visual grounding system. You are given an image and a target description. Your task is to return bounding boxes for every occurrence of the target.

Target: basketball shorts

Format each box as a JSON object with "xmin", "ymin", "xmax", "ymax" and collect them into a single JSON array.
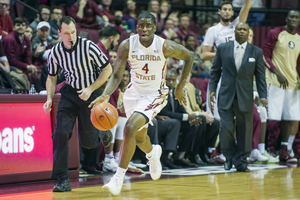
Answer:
[
  {"xmin": 123, "ymin": 83, "xmax": 169, "ymax": 130},
  {"xmin": 268, "ymin": 84, "xmax": 300, "ymax": 121}
]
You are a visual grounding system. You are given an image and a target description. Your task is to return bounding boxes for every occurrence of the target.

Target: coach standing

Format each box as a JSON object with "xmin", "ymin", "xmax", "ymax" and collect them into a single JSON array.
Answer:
[
  {"xmin": 43, "ymin": 16, "xmax": 112, "ymax": 192},
  {"xmin": 209, "ymin": 22, "xmax": 267, "ymax": 172}
]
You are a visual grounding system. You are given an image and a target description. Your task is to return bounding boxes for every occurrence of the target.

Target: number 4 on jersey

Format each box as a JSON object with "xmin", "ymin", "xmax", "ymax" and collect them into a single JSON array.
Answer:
[{"xmin": 142, "ymin": 63, "xmax": 149, "ymax": 74}]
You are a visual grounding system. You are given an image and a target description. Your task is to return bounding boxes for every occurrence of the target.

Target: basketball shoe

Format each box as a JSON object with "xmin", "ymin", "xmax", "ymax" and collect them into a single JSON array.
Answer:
[
  {"xmin": 103, "ymin": 157, "xmax": 118, "ymax": 172},
  {"xmin": 262, "ymin": 151, "xmax": 279, "ymax": 163},
  {"xmin": 249, "ymin": 149, "xmax": 268, "ymax": 162},
  {"xmin": 102, "ymin": 175, "xmax": 123, "ymax": 196},
  {"xmin": 146, "ymin": 145, "xmax": 162, "ymax": 180},
  {"xmin": 279, "ymin": 146, "xmax": 298, "ymax": 163}
]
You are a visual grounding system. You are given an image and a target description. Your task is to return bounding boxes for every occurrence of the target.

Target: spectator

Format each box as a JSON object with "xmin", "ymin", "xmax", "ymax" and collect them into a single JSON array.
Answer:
[
  {"xmin": 3, "ymin": 18, "xmax": 37, "ymax": 77},
  {"xmin": 161, "ymin": 18, "xmax": 177, "ymax": 40},
  {"xmin": 263, "ymin": 10, "xmax": 300, "ymax": 163},
  {"xmin": 24, "ymin": 25, "xmax": 33, "ymax": 41},
  {"xmin": 30, "ymin": 5, "xmax": 51, "ymax": 38},
  {"xmin": 71, "ymin": 0, "xmax": 109, "ymax": 29},
  {"xmin": 123, "ymin": 0, "xmax": 139, "ymax": 31},
  {"xmin": 31, "ymin": 22, "xmax": 55, "ymax": 92},
  {"xmin": 49, "ymin": 7, "xmax": 63, "ymax": 42},
  {"xmin": 0, "ymin": 40, "xmax": 9, "ymax": 73},
  {"xmin": 100, "ymin": 0, "xmax": 115, "ymax": 24},
  {"xmin": 108, "ymin": 49, "xmax": 117, "ymax": 67},
  {"xmin": 183, "ymin": 34, "xmax": 209, "ymax": 78},
  {"xmin": 148, "ymin": 0, "xmax": 160, "ymax": 14},
  {"xmin": 0, "ymin": 0, "xmax": 13, "ymax": 38},
  {"xmin": 176, "ymin": 13, "xmax": 200, "ymax": 47},
  {"xmin": 113, "ymin": 10, "xmax": 126, "ymax": 34}
]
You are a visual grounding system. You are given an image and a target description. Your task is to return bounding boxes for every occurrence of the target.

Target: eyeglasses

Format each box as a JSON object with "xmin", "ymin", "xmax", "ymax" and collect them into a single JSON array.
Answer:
[
  {"xmin": 53, "ymin": 12, "xmax": 62, "ymax": 15},
  {"xmin": 0, "ymin": 3, "xmax": 9, "ymax": 7}
]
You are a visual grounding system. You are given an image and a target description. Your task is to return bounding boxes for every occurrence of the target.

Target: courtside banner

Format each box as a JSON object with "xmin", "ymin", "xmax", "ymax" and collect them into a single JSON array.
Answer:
[{"xmin": 0, "ymin": 103, "xmax": 52, "ymax": 175}]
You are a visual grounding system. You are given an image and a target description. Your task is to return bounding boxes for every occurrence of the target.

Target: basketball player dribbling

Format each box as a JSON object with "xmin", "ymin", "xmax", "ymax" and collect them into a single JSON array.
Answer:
[{"xmin": 88, "ymin": 12, "xmax": 195, "ymax": 196}]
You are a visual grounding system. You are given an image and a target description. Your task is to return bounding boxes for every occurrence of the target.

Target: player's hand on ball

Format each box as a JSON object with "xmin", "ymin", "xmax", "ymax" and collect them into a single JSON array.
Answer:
[
  {"xmin": 78, "ymin": 87, "xmax": 92, "ymax": 101},
  {"xmin": 88, "ymin": 95, "xmax": 109, "ymax": 108},
  {"xmin": 43, "ymin": 100, "xmax": 52, "ymax": 114}
]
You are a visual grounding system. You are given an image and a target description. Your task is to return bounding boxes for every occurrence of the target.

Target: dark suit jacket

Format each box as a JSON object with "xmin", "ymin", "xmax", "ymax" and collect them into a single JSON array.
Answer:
[
  {"xmin": 159, "ymin": 88, "xmax": 187, "ymax": 120},
  {"xmin": 209, "ymin": 41, "xmax": 267, "ymax": 112}
]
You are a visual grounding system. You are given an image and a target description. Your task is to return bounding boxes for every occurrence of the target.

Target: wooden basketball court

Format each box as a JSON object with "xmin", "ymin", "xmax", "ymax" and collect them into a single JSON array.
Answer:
[{"xmin": 0, "ymin": 164, "xmax": 299, "ymax": 200}]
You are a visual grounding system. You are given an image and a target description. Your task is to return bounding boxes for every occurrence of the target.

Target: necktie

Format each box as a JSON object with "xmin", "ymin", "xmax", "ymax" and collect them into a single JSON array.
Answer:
[{"xmin": 235, "ymin": 46, "xmax": 244, "ymax": 72}]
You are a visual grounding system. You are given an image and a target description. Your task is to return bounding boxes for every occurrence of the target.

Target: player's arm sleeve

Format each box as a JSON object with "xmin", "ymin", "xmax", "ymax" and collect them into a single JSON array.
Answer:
[
  {"xmin": 47, "ymin": 48, "xmax": 59, "ymax": 76},
  {"xmin": 262, "ymin": 29, "xmax": 278, "ymax": 72},
  {"xmin": 202, "ymin": 27, "xmax": 215, "ymax": 47},
  {"xmin": 89, "ymin": 42, "xmax": 109, "ymax": 70},
  {"xmin": 209, "ymin": 45, "xmax": 222, "ymax": 93}
]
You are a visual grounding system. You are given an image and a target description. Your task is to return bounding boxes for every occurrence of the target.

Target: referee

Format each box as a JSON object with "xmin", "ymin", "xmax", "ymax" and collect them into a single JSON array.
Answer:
[{"xmin": 43, "ymin": 16, "xmax": 112, "ymax": 192}]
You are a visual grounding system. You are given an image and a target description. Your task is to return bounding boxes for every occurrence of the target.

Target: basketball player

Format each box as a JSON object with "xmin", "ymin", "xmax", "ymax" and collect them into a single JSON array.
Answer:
[
  {"xmin": 89, "ymin": 12, "xmax": 194, "ymax": 196},
  {"xmin": 263, "ymin": 10, "xmax": 300, "ymax": 163}
]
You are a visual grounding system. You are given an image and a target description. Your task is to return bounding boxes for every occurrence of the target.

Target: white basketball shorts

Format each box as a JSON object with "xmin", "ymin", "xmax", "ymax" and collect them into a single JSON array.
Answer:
[
  {"xmin": 268, "ymin": 84, "xmax": 300, "ymax": 121},
  {"xmin": 123, "ymin": 83, "xmax": 169, "ymax": 130}
]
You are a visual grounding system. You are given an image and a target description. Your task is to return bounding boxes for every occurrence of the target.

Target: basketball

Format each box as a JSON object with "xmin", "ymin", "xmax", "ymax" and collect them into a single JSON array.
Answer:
[{"xmin": 90, "ymin": 102, "xmax": 119, "ymax": 131}]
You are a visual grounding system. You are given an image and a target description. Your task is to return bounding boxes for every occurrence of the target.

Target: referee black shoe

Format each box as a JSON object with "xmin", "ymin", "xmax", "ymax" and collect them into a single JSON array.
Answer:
[{"xmin": 53, "ymin": 174, "xmax": 71, "ymax": 192}]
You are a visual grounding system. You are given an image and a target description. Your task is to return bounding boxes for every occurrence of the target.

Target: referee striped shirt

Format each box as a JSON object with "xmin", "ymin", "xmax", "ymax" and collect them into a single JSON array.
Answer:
[{"xmin": 48, "ymin": 37, "xmax": 109, "ymax": 90}]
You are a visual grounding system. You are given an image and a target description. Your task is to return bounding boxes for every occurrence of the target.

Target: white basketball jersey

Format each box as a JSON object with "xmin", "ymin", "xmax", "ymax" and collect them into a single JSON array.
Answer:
[
  {"xmin": 203, "ymin": 17, "xmax": 240, "ymax": 48},
  {"xmin": 128, "ymin": 34, "xmax": 167, "ymax": 94}
]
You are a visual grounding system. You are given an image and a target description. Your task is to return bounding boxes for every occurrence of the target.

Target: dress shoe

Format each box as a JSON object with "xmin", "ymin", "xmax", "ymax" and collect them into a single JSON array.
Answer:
[
  {"xmin": 224, "ymin": 161, "xmax": 232, "ymax": 170},
  {"xmin": 162, "ymin": 159, "xmax": 182, "ymax": 169},
  {"xmin": 81, "ymin": 165, "xmax": 103, "ymax": 174},
  {"xmin": 53, "ymin": 174, "xmax": 71, "ymax": 192},
  {"xmin": 236, "ymin": 167, "xmax": 250, "ymax": 172},
  {"xmin": 103, "ymin": 130, "xmax": 113, "ymax": 147},
  {"xmin": 189, "ymin": 154, "xmax": 207, "ymax": 166},
  {"xmin": 173, "ymin": 158, "xmax": 198, "ymax": 168}
]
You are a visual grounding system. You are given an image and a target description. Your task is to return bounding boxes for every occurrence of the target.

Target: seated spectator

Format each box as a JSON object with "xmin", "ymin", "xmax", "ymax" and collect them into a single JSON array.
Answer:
[
  {"xmin": 31, "ymin": 22, "xmax": 55, "ymax": 92},
  {"xmin": 0, "ymin": 40, "xmax": 9, "ymax": 73},
  {"xmin": 176, "ymin": 13, "xmax": 200, "ymax": 47},
  {"xmin": 161, "ymin": 18, "xmax": 178, "ymax": 40},
  {"xmin": 3, "ymin": 18, "xmax": 37, "ymax": 78},
  {"xmin": 122, "ymin": 0, "xmax": 139, "ymax": 31},
  {"xmin": 49, "ymin": 7, "xmax": 63, "ymax": 43},
  {"xmin": 30, "ymin": 5, "xmax": 51, "ymax": 39},
  {"xmin": 168, "ymin": 15, "xmax": 179, "ymax": 32},
  {"xmin": 24, "ymin": 25, "xmax": 34, "ymax": 42},
  {"xmin": 183, "ymin": 34, "xmax": 209, "ymax": 78},
  {"xmin": 113, "ymin": 10, "xmax": 127, "ymax": 34},
  {"xmin": 160, "ymin": 70, "xmax": 204, "ymax": 167},
  {"xmin": 99, "ymin": 0, "xmax": 115, "ymax": 24},
  {"xmin": 0, "ymin": 0, "xmax": 13, "ymax": 38},
  {"xmin": 70, "ymin": 0, "xmax": 109, "ymax": 29},
  {"xmin": 108, "ymin": 49, "xmax": 117, "ymax": 67},
  {"xmin": 184, "ymin": 74, "xmax": 223, "ymax": 164}
]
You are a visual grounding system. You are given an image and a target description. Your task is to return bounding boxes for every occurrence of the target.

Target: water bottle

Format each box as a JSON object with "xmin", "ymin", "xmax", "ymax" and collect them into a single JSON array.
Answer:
[{"xmin": 29, "ymin": 84, "xmax": 36, "ymax": 95}]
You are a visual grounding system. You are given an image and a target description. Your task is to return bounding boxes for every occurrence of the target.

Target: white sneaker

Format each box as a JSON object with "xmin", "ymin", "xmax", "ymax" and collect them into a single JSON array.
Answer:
[
  {"xmin": 262, "ymin": 151, "xmax": 279, "ymax": 163},
  {"xmin": 146, "ymin": 145, "xmax": 162, "ymax": 180},
  {"xmin": 219, "ymin": 154, "xmax": 226, "ymax": 161},
  {"xmin": 103, "ymin": 157, "xmax": 119, "ymax": 172},
  {"xmin": 102, "ymin": 175, "xmax": 123, "ymax": 196},
  {"xmin": 249, "ymin": 149, "xmax": 268, "ymax": 162}
]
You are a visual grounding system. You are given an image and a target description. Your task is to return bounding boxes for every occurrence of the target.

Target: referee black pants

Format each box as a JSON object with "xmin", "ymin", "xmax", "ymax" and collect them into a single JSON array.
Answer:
[{"xmin": 52, "ymin": 84, "xmax": 102, "ymax": 179}]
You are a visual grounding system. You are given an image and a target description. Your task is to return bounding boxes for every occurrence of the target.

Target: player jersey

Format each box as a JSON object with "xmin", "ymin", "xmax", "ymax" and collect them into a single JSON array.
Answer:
[
  {"xmin": 128, "ymin": 34, "xmax": 167, "ymax": 94},
  {"xmin": 263, "ymin": 26, "xmax": 300, "ymax": 90},
  {"xmin": 203, "ymin": 16, "xmax": 240, "ymax": 48}
]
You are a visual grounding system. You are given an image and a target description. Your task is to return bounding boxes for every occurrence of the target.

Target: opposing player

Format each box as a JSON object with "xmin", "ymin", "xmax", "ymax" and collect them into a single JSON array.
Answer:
[{"xmin": 89, "ymin": 12, "xmax": 194, "ymax": 196}]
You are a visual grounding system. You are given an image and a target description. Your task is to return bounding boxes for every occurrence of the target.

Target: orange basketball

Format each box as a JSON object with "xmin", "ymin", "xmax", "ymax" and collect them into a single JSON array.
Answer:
[{"xmin": 90, "ymin": 102, "xmax": 119, "ymax": 131}]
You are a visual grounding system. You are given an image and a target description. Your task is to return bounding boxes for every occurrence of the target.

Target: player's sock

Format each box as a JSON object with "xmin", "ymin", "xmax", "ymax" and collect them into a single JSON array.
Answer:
[
  {"xmin": 288, "ymin": 135, "xmax": 295, "ymax": 151},
  {"xmin": 115, "ymin": 167, "xmax": 126, "ymax": 180},
  {"xmin": 258, "ymin": 143, "xmax": 265, "ymax": 154},
  {"xmin": 146, "ymin": 145, "xmax": 155, "ymax": 158}
]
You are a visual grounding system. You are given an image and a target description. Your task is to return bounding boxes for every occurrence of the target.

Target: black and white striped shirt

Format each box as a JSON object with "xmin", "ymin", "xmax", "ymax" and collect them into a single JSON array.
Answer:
[{"xmin": 48, "ymin": 37, "xmax": 109, "ymax": 89}]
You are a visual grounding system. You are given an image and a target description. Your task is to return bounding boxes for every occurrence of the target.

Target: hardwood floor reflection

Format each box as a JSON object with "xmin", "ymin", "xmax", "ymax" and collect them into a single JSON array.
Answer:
[{"xmin": 1, "ymin": 167, "xmax": 300, "ymax": 200}]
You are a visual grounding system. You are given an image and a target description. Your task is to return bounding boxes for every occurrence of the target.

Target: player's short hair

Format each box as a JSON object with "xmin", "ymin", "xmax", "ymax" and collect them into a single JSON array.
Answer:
[
  {"xmin": 137, "ymin": 11, "xmax": 156, "ymax": 25},
  {"xmin": 14, "ymin": 17, "xmax": 25, "ymax": 25},
  {"xmin": 58, "ymin": 16, "xmax": 76, "ymax": 31},
  {"xmin": 219, "ymin": 1, "xmax": 233, "ymax": 10},
  {"xmin": 100, "ymin": 26, "xmax": 121, "ymax": 38}
]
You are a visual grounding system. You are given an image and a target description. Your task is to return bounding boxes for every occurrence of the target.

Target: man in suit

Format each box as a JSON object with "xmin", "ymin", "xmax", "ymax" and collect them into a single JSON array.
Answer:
[{"xmin": 209, "ymin": 22, "xmax": 267, "ymax": 172}]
